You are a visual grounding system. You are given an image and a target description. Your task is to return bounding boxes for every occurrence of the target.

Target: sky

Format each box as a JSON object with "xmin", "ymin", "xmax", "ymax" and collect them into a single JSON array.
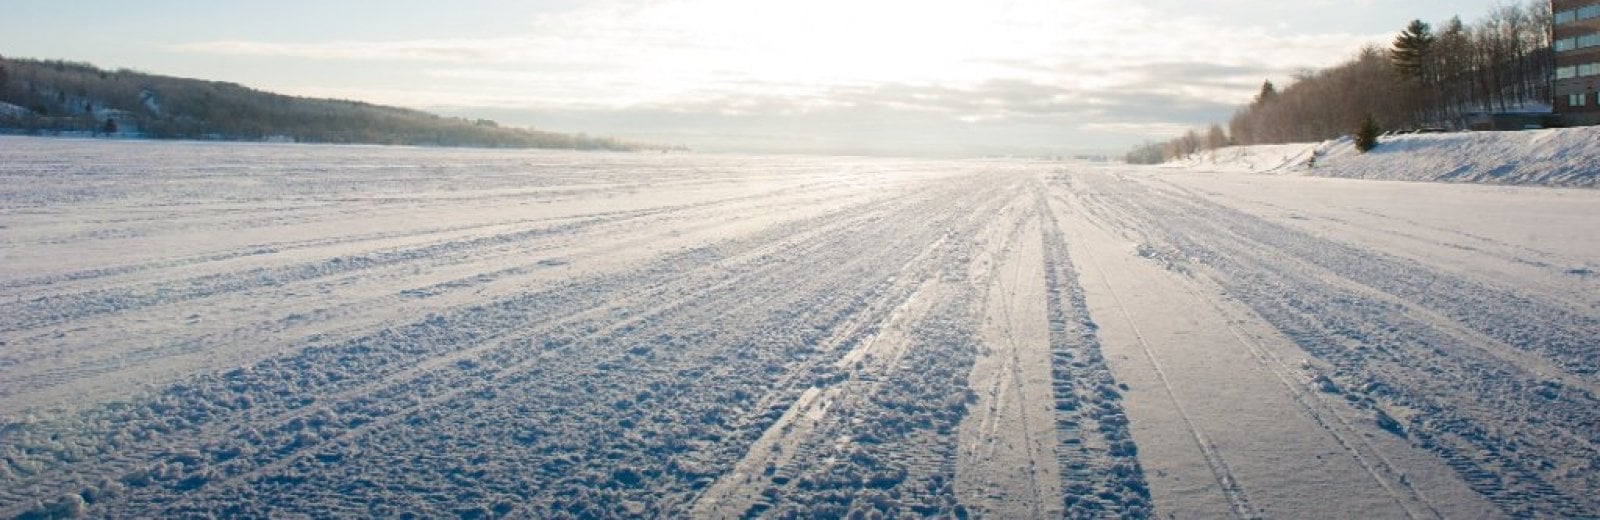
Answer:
[{"xmin": 2, "ymin": 0, "xmax": 1507, "ymax": 156}]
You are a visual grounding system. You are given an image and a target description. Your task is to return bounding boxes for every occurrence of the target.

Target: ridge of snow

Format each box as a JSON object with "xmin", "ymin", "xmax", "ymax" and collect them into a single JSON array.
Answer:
[
  {"xmin": 1170, "ymin": 126, "xmax": 1600, "ymax": 188},
  {"xmin": 0, "ymin": 101, "xmax": 30, "ymax": 119}
]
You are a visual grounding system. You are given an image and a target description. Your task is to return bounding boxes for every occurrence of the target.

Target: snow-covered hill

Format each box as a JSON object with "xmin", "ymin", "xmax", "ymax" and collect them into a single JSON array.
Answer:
[{"xmin": 1168, "ymin": 126, "xmax": 1600, "ymax": 188}]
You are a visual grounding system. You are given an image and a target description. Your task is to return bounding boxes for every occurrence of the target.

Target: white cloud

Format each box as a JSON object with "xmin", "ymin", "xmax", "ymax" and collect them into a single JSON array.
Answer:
[
  {"xmin": 170, "ymin": 38, "xmax": 536, "ymax": 63},
  {"xmin": 170, "ymin": 0, "xmax": 1395, "ymax": 150}
]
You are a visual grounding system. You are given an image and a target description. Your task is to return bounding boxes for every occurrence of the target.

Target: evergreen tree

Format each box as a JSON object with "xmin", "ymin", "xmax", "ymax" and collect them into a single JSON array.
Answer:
[
  {"xmin": 1130, "ymin": 0, "xmax": 1557, "ymax": 159},
  {"xmin": 1355, "ymin": 115, "xmax": 1380, "ymax": 153},
  {"xmin": 1391, "ymin": 19, "xmax": 1436, "ymax": 82},
  {"xmin": 1254, "ymin": 80, "xmax": 1278, "ymax": 106}
]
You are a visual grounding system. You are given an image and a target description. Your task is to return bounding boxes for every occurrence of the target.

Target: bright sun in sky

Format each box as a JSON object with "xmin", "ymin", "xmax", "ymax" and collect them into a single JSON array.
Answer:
[{"xmin": 3, "ymin": 0, "xmax": 1502, "ymax": 154}]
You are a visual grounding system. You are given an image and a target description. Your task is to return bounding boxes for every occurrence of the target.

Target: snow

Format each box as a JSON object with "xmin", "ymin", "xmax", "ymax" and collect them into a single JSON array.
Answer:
[
  {"xmin": 1, "ymin": 136, "xmax": 1597, "ymax": 518},
  {"xmin": 0, "ymin": 101, "xmax": 28, "ymax": 120},
  {"xmin": 140, "ymin": 88, "xmax": 162, "ymax": 116},
  {"xmin": 1170, "ymin": 126, "xmax": 1600, "ymax": 187}
]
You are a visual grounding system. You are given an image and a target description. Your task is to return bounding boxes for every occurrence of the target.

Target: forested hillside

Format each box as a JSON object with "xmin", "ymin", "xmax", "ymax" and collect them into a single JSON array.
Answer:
[
  {"xmin": 0, "ymin": 56, "xmax": 634, "ymax": 150},
  {"xmin": 1128, "ymin": 0, "xmax": 1554, "ymax": 164}
]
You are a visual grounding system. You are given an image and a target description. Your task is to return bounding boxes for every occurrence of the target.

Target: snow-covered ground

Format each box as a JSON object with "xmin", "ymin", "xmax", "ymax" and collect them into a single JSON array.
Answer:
[
  {"xmin": 1, "ymin": 136, "xmax": 1596, "ymax": 518},
  {"xmin": 1170, "ymin": 126, "xmax": 1600, "ymax": 187}
]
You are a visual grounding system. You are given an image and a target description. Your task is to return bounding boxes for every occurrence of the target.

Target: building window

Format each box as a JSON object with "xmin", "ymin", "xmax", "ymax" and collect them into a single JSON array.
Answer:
[
  {"xmin": 1571, "ymin": 93, "xmax": 1590, "ymax": 107},
  {"xmin": 1560, "ymin": 63, "xmax": 1600, "ymax": 79},
  {"xmin": 1559, "ymin": 4, "xmax": 1600, "ymax": 24}
]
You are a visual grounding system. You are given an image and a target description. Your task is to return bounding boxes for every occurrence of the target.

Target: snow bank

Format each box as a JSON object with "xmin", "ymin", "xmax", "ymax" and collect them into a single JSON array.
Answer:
[
  {"xmin": 1164, "ymin": 143, "xmax": 1318, "ymax": 174},
  {"xmin": 0, "ymin": 101, "xmax": 29, "ymax": 119},
  {"xmin": 1172, "ymin": 126, "xmax": 1600, "ymax": 188}
]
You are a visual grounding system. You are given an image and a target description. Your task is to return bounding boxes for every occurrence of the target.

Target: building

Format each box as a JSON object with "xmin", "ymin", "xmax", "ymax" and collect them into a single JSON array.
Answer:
[{"xmin": 1553, "ymin": 0, "xmax": 1600, "ymax": 125}]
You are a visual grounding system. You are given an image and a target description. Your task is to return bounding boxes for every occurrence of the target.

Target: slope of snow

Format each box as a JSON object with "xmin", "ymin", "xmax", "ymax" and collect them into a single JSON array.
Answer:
[
  {"xmin": 1165, "ymin": 142, "xmax": 1318, "ymax": 174},
  {"xmin": 1173, "ymin": 126, "xmax": 1600, "ymax": 187},
  {"xmin": 0, "ymin": 101, "xmax": 29, "ymax": 120}
]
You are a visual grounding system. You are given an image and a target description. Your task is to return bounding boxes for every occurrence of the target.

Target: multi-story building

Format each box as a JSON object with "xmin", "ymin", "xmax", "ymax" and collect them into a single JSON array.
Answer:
[{"xmin": 1554, "ymin": 0, "xmax": 1600, "ymax": 124}]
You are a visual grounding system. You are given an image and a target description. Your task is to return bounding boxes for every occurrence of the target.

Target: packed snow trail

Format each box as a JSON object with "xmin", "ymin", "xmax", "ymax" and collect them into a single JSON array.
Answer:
[
  {"xmin": 1053, "ymin": 169, "xmax": 1598, "ymax": 518},
  {"xmin": 1, "ymin": 137, "xmax": 1595, "ymax": 518}
]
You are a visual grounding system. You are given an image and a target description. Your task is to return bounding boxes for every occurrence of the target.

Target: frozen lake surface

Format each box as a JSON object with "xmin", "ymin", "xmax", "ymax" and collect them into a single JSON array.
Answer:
[{"xmin": 1, "ymin": 136, "xmax": 1596, "ymax": 518}]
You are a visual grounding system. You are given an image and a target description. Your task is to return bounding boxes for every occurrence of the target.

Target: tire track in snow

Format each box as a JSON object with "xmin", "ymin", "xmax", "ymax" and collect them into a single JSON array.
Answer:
[
  {"xmin": 175, "ymin": 175, "xmax": 1004, "ymax": 515},
  {"xmin": 686, "ymin": 180, "xmax": 1026, "ymax": 518},
  {"xmin": 1073, "ymin": 171, "xmax": 1596, "ymax": 517},
  {"xmin": 0, "ymin": 184, "xmax": 936, "ymax": 514},
  {"xmin": 1034, "ymin": 187, "xmax": 1167, "ymax": 520},
  {"xmin": 1, "ymin": 172, "xmax": 1006, "ymax": 517},
  {"xmin": 1052, "ymin": 178, "xmax": 1449, "ymax": 519},
  {"xmin": 0, "ymin": 179, "xmax": 889, "ymax": 409}
]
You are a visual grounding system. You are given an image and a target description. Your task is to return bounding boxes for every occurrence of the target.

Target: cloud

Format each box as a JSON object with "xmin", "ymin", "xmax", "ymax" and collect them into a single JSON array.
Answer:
[
  {"xmin": 169, "ymin": 0, "xmax": 1396, "ymax": 151},
  {"xmin": 170, "ymin": 38, "xmax": 533, "ymax": 62}
]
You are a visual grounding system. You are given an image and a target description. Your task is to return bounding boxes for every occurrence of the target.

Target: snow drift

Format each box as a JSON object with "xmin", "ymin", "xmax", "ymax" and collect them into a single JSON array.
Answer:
[{"xmin": 1169, "ymin": 126, "xmax": 1600, "ymax": 188}]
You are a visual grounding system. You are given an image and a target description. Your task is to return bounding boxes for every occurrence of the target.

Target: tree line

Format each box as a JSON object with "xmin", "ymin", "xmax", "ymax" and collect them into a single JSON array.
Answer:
[
  {"xmin": 1127, "ymin": 0, "xmax": 1554, "ymax": 164},
  {"xmin": 0, "ymin": 56, "xmax": 637, "ymax": 151}
]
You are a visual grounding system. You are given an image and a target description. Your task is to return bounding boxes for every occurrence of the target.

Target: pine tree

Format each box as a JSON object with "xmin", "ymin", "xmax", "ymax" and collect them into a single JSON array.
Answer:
[
  {"xmin": 1355, "ymin": 115, "xmax": 1380, "ymax": 153},
  {"xmin": 1391, "ymin": 19, "xmax": 1436, "ymax": 82},
  {"xmin": 1254, "ymin": 80, "xmax": 1278, "ymax": 106}
]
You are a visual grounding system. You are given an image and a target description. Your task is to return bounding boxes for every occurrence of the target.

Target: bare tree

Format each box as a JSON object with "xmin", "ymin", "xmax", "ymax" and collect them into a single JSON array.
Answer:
[
  {"xmin": 1203, "ymin": 124, "xmax": 1229, "ymax": 150},
  {"xmin": 1193, "ymin": 0, "xmax": 1552, "ymax": 149}
]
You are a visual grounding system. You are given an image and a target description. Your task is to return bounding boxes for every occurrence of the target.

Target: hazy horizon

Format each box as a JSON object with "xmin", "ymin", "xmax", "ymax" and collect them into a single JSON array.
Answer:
[{"xmin": 4, "ymin": 0, "xmax": 1505, "ymax": 156}]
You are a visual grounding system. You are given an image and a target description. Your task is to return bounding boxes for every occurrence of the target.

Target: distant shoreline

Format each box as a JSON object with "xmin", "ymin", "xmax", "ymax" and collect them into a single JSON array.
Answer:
[
  {"xmin": 0, "ymin": 130, "xmax": 655, "ymax": 153},
  {"xmin": 0, "ymin": 57, "xmax": 644, "ymax": 152}
]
